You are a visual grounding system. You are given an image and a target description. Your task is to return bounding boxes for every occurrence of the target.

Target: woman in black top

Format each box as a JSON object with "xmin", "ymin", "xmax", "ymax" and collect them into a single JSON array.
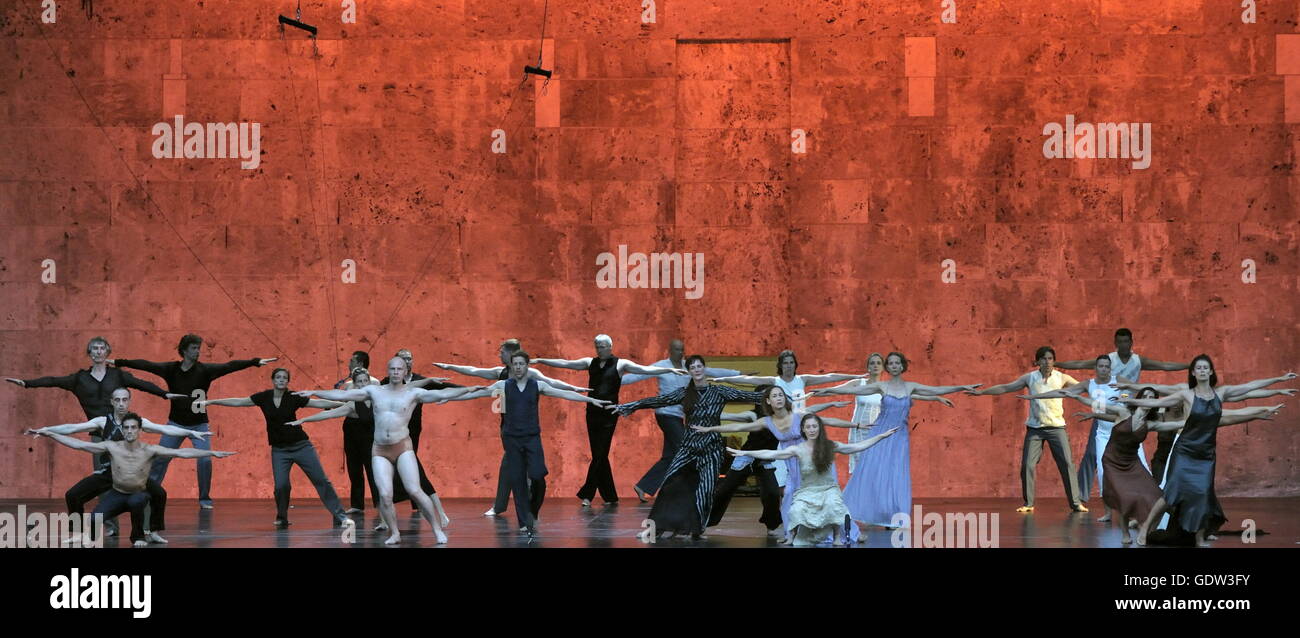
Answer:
[
  {"xmin": 287, "ymin": 368, "xmax": 381, "ymax": 514},
  {"xmin": 200, "ymin": 368, "xmax": 353, "ymax": 529}
]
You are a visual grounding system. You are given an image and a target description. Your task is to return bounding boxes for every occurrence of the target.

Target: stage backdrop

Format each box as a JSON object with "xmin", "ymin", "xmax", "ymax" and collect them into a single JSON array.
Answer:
[{"xmin": 1, "ymin": 1, "xmax": 1296, "ymax": 501}]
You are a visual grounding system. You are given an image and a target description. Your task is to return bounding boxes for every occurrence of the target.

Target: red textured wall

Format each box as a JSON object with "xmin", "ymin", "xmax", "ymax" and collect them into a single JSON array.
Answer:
[{"xmin": 2, "ymin": 0, "xmax": 1296, "ymax": 501}]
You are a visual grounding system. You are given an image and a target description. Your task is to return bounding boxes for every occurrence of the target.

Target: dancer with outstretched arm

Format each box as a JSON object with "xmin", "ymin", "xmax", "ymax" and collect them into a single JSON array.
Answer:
[
  {"xmin": 28, "ymin": 412, "xmax": 235, "ymax": 547},
  {"xmin": 294, "ymin": 358, "xmax": 482, "ymax": 544}
]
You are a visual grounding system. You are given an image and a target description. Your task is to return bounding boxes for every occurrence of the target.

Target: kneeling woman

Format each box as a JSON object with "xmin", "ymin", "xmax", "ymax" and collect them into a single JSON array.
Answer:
[
  {"xmin": 200, "ymin": 368, "xmax": 352, "ymax": 528},
  {"xmin": 728, "ymin": 414, "xmax": 897, "ymax": 546}
]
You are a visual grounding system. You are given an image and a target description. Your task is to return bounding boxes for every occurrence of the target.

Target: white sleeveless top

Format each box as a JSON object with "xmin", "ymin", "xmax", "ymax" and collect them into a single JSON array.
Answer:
[
  {"xmin": 775, "ymin": 376, "xmax": 807, "ymax": 412},
  {"xmin": 1108, "ymin": 352, "xmax": 1142, "ymax": 383}
]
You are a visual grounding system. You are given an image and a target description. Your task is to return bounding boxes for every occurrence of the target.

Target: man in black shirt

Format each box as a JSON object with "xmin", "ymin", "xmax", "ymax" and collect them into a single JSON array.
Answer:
[
  {"xmin": 109, "ymin": 334, "xmax": 275, "ymax": 509},
  {"xmin": 535, "ymin": 335, "xmax": 682, "ymax": 506},
  {"xmin": 6, "ymin": 336, "xmax": 183, "ymax": 472}
]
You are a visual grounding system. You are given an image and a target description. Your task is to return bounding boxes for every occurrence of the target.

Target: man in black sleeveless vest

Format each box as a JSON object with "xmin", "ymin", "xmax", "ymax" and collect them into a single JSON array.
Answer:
[
  {"xmin": 535, "ymin": 335, "xmax": 683, "ymax": 506},
  {"xmin": 449, "ymin": 351, "xmax": 612, "ymax": 535},
  {"xmin": 432, "ymin": 339, "xmax": 589, "ymax": 516}
]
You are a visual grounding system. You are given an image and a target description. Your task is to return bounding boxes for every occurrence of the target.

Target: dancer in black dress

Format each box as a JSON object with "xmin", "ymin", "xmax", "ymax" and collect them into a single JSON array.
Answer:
[
  {"xmin": 1120, "ymin": 355, "xmax": 1294, "ymax": 546},
  {"xmin": 609, "ymin": 355, "xmax": 767, "ymax": 541}
]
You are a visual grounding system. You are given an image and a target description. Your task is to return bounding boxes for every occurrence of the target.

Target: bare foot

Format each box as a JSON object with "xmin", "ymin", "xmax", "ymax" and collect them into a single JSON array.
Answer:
[
  {"xmin": 1206, "ymin": 534, "xmax": 1218, "ymax": 541},
  {"xmin": 145, "ymin": 531, "xmax": 168, "ymax": 544},
  {"xmin": 384, "ymin": 533, "xmax": 401, "ymax": 545},
  {"xmin": 1136, "ymin": 524, "xmax": 1149, "ymax": 547},
  {"xmin": 1097, "ymin": 514, "xmax": 1111, "ymax": 522},
  {"xmin": 767, "ymin": 528, "xmax": 784, "ymax": 537},
  {"xmin": 1120, "ymin": 535, "xmax": 1132, "ymax": 545},
  {"xmin": 1071, "ymin": 503, "xmax": 1090, "ymax": 513},
  {"xmin": 374, "ymin": 521, "xmax": 389, "ymax": 531},
  {"xmin": 434, "ymin": 529, "xmax": 448, "ymax": 545},
  {"xmin": 132, "ymin": 540, "xmax": 147, "ymax": 548},
  {"xmin": 440, "ymin": 513, "xmax": 451, "ymax": 527},
  {"xmin": 1016, "ymin": 506, "xmax": 1034, "ymax": 513}
]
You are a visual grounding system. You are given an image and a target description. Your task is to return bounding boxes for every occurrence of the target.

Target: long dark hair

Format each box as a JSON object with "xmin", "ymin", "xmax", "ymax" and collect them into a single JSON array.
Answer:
[
  {"xmin": 682, "ymin": 354, "xmax": 707, "ymax": 417},
  {"xmin": 761, "ymin": 385, "xmax": 790, "ymax": 417},
  {"xmin": 1187, "ymin": 354, "xmax": 1218, "ymax": 388},
  {"xmin": 802, "ymin": 414, "xmax": 836, "ymax": 474}
]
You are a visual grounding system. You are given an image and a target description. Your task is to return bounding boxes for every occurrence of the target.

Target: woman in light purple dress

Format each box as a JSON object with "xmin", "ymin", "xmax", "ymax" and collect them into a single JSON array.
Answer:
[{"xmin": 810, "ymin": 352, "xmax": 977, "ymax": 531}]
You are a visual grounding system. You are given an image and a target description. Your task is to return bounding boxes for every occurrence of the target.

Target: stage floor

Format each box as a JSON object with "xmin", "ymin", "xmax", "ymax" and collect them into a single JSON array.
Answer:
[{"xmin": 4, "ymin": 497, "xmax": 1296, "ymax": 548}]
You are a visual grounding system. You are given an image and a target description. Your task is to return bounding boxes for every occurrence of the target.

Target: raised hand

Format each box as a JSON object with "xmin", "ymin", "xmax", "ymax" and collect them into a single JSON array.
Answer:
[
  {"xmin": 165, "ymin": 393, "xmax": 188, "ymax": 400},
  {"xmin": 212, "ymin": 451, "xmax": 238, "ymax": 458},
  {"xmin": 1073, "ymin": 411, "xmax": 1094, "ymax": 423},
  {"xmin": 961, "ymin": 384, "xmax": 982, "ymax": 392},
  {"xmin": 725, "ymin": 447, "xmax": 748, "ymax": 456},
  {"xmin": 937, "ymin": 397, "xmax": 954, "ymax": 408},
  {"xmin": 591, "ymin": 399, "xmax": 613, "ymax": 408},
  {"xmin": 258, "ymin": 358, "xmax": 278, "ymax": 366},
  {"xmin": 827, "ymin": 400, "xmax": 851, "ymax": 408},
  {"xmin": 189, "ymin": 430, "xmax": 212, "ymax": 441},
  {"xmin": 286, "ymin": 419, "xmax": 305, "ymax": 427},
  {"xmin": 293, "ymin": 390, "xmax": 315, "ymax": 398},
  {"xmin": 880, "ymin": 427, "xmax": 900, "ymax": 438},
  {"xmin": 962, "ymin": 388, "xmax": 982, "ymax": 396},
  {"xmin": 690, "ymin": 425, "xmax": 712, "ymax": 433},
  {"xmin": 105, "ymin": 359, "xmax": 117, "ymax": 367},
  {"xmin": 1278, "ymin": 389, "xmax": 1297, "ymax": 397},
  {"xmin": 5, "ymin": 378, "xmax": 26, "ymax": 387}
]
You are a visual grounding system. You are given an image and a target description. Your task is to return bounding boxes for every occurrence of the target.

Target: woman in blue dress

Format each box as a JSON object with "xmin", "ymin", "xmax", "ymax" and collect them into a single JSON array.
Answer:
[
  {"xmin": 809, "ymin": 352, "xmax": 978, "ymax": 531},
  {"xmin": 1120, "ymin": 354, "xmax": 1294, "ymax": 546}
]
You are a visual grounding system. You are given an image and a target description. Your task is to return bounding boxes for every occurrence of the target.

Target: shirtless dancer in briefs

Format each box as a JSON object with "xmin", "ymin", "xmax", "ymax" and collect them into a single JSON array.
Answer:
[{"xmin": 297, "ymin": 357, "xmax": 481, "ymax": 545}]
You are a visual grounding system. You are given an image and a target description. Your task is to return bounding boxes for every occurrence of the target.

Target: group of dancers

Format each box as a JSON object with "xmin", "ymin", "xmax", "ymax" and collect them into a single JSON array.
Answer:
[{"xmin": 10, "ymin": 328, "xmax": 1293, "ymax": 547}]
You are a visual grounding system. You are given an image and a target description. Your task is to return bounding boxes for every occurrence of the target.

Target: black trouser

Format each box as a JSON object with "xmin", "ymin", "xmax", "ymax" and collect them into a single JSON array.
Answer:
[
  {"xmin": 342, "ymin": 431, "xmax": 379, "ymax": 510},
  {"xmin": 65, "ymin": 471, "xmax": 166, "ymax": 531},
  {"xmin": 92, "ymin": 489, "xmax": 150, "ymax": 542},
  {"xmin": 270, "ymin": 441, "xmax": 345, "ymax": 523},
  {"xmin": 1021, "ymin": 426, "xmax": 1081, "ymax": 508},
  {"xmin": 1151, "ymin": 430, "xmax": 1177, "ymax": 483},
  {"xmin": 636, "ymin": 414, "xmax": 685, "ymax": 496},
  {"xmin": 492, "ymin": 453, "xmax": 511, "ymax": 513},
  {"xmin": 502, "ymin": 433, "xmax": 547, "ymax": 529},
  {"xmin": 708, "ymin": 459, "xmax": 782, "ymax": 530},
  {"xmin": 576, "ymin": 415, "xmax": 618, "ymax": 503}
]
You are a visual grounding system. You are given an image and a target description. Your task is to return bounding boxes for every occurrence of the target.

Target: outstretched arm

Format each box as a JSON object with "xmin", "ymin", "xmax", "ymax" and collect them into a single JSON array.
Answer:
[
  {"xmin": 298, "ymin": 388, "xmax": 369, "ymax": 402},
  {"xmin": 120, "ymin": 371, "xmax": 175, "ymax": 400},
  {"xmin": 908, "ymin": 381, "xmax": 981, "ymax": 396},
  {"xmin": 1141, "ymin": 357, "xmax": 1189, "ymax": 372},
  {"xmin": 720, "ymin": 410, "xmax": 758, "ymax": 423},
  {"xmin": 835, "ymin": 427, "xmax": 899, "ymax": 454},
  {"xmin": 530, "ymin": 369, "xmax": 588, "ymax": 393},
  {"xmin": 619, "ymin": 360, "xmax": 685, "ymax": 376},
  {"xmin": 819, "ymin": 416, "xmax": 858, "ymax": 429},
  {"xmin": 1216, "ymin": 405, "xmax": 1284, "ymax": 428},
  {"xmin": 966, "ymin": 375, "xmax": 1029, "ymax": 396},
  {"xmin": 201, "ymin": 397, "xmax": 256, "ymax": 408},
  {"xmin": 432, "ymin": 363, "xmax": 504, "ymax": 380},
  {"xmin": 1121, "ymin": 391, "xmax": 1186, "ymax": 410},
  {"xmin": 692, "ymin": 419, "xmax": 766, "ymax": 433},
  {"xmin": 538, "ymin": 381, "xmax": 610, "ymax": 407},
  {"xmin": 914, "ymin": 394, "xmax": 955, "ymax": 407},
  {"xmin": 10, "ymin": 373, "xmax": 76, "ymax": 390},
  {"xmin": 533, "ymin": 357, "xmax": 592, "ymax": 370},
  {"xmin": 809, "ymin": 381, "xmax": 882, "ymax": 397},
  {"xmin": 29, "ymin": 430, "xmax": 109, "ymax": 454},
  {"xmin": 1073, "ymin": 411, "xmax": 1119, "ymax": 423},
  {"xmin": 725, "ymin": 446, "xmax": 797, "ymax": 461},
  {"xmin": 1232, "ymin": 388, "xmax": 1296, "ymax": 400},
  {"xmin": 805, "ymin": 400, "xmax": 851, "ymax": 415},
  {"xmin": 204, "ymin": 357, "xmax": 273, "ymax": 380},
  {"xmin": 1220, "ymin": 373, "xmax": 1298, "ymax": 402},
  {"xmin": 799, "ymin": 373, "xmax": 866, "ymax": 386},
  {"xmin": 610, "ymin": 387, "xmax": 688, "ymax": 416},
  {"xmin": 1114, "ymin": 381, "xmax": 1185, "ymax": 394},
  {"xmin": 142, "ymin": 418, "xmax": 211, "ymax": 441},
  {"xmin": 152, "ymin": 446, "xmax": 236, "ymax": 459},
  {"xmin": 31, "ymin": 417, "xmax": 105, "ymax": 436},
  {"xmin": 710, "ymin": 375, "xmax": 776, "ymax": 386},
  {"xmin": 415, "ymin": 386, "xmax": 485, "ymax": 404},
  {"xmin": 1054, "ymin": 359, "xmax": 1097, "ymax": 371},
  {"xmin": 286, "ymin": 403, "xmax": 355, "ymax": 426}
]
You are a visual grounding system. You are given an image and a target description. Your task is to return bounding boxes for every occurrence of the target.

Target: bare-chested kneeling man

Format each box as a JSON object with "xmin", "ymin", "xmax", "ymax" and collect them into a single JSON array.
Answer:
[
  {"xmin": 28, "ymin": 412, "xmax": 236, "ymax": 547},
  {"xmin": 297, "ymin": 357, "xmax": 481, "ymax": 545}
]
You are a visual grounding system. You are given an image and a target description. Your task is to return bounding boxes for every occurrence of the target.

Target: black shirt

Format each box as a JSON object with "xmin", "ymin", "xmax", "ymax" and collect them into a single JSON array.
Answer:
[
  {"xmin": 24, "ymin": 367, "xmax": 170, "ymax": 419},
  {"xmin": 587, "ymin": 357, "xmax": 621, "ymax": 424},
  {"xmin": 116, "ymin": 358, "xmax": 260, "ymax": 425},
  {"xmin": 250, "ymin": 389, "xmax": 311, "ymax": 448}
]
